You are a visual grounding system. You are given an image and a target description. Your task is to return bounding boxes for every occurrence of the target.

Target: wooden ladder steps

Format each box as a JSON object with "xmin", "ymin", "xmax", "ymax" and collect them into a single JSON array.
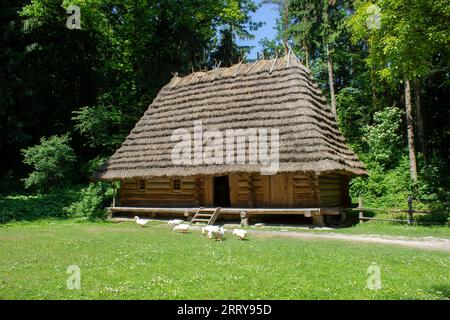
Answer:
[{"xmin": 190, "ymin": 207, "xmax": 222, "ymax": 225}]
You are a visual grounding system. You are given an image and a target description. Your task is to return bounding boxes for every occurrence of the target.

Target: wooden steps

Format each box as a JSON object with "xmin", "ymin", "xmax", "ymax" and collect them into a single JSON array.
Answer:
[{"xmin": 190, "ymin": 207, "xmax": 221, "ymax": 225}]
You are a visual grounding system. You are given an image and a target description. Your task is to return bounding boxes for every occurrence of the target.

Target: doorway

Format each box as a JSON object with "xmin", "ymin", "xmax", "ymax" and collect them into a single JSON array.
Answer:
[{"xmin": 213, "ymin": 175, "xmax": 231, "ymax": 207}]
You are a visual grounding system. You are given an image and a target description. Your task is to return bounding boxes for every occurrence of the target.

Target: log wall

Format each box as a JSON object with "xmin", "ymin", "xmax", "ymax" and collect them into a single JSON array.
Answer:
[
  {"xmin": 120, "ymin": 177, "xmax": 202, "ymax": 207},
  {"xmin": 119, "ymin": 173, "xmax": 349, "ymax": 209},
  {"xmin": 319, "ymin": 173, "xmax": 343, "ymax": 207}
]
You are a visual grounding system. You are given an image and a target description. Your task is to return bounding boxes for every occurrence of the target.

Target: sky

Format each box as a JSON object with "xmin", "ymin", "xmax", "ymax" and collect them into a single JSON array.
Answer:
[{"xmin": 236, "ymin": 1, "xmax": 279, "ymax": 60}]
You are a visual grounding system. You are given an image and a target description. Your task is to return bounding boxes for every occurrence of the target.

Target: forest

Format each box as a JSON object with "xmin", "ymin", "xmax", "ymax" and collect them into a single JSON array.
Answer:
[{"xmin": 0, "ymin": 0, "xmax": 448, "ymax": 222}]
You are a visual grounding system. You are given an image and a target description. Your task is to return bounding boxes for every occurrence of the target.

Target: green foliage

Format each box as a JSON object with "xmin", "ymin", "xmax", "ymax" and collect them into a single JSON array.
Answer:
[
  {"xmin": 80, "ymin": 156, "xmax": 110, "ymax": 178},
  {"xmin": 351, "ymin": 154, "xmax": 449, "ymax": 221},
  {"xmin": 348, "ymin": 0, "xmax": 450, "ymax": 82},
  {"xmin": 72, "ymin": 103, "xmax": 125, "ymax": 151},
  {"xmin": 350, "ymin": 155, "xmax": 413, "ymax": 208},
  {"xmin": 363, "ymin": 107, "xmax": 403, "ymax": 168},
  {"xmin": 1, "ymin": 0, "xmax": 259, "ymax": 191},
  {"xmin": 21, "ymin": 135, "xmax": 76, "ymax": 192},
  {"xmin": 336, "ymin": 87, "xmax": 372, "ymax": 150},
  {"xmin": 210, "ymin": 28, "xmax": 251, "ymax": 67},
  {"xmin": 416, "ymin": 155, "xmax": 450, "ymax": 222},
  {"xmin": 64, "ymin": 182, "xmax": 112, "ymax": 220},
  {"xmin": 0, "ymin": 188, "xmax": 80, "ymax": 223},
  {"xmin": 0, "ymin": 182, "xmax": 114, "ymax": 223}
]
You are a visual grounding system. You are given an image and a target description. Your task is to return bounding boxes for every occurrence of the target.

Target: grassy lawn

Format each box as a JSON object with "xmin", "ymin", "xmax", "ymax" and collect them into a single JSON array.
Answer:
[
  {"xmin": 0, "ymin": 220, "xmax": 449, "ymax": 300},
  {"xmin": 328, "ymin": 221, "xmax": 450, "ymax": 239},
  {"xmin": 248, "ymin": 220, "xmax": 450, "ymax": 240}
]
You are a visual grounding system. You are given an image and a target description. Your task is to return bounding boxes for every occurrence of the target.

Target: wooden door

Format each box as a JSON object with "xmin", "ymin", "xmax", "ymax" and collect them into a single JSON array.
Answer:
[{"xmin": 269, "ymin": 174, "xmax": 289, "ymax": 207}]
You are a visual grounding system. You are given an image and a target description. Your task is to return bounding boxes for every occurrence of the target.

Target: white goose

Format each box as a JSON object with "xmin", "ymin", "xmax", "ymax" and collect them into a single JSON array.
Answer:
[
  {"xmin": 134, "ymin": 216, "xmax": 150, "ymax": 227},
  {"xmin": 168, "ymin": 219, "xmax": 184, "ymax": 227}
]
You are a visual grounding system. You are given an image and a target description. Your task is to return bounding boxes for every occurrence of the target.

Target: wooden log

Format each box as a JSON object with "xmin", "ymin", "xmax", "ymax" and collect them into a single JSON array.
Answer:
[
  {"xmin": 184, "ymin": 209, "xmax": 192, "ymax": 222},
  {"xmin": 195, "ymin": 176, "xmax": 202, "ymax": 206},
  {"xmin": 108, "ymin": 206, "xmax": 329, "ymax": 215},
  {"xmin": 248, "ymin": 174, "xmax": 255, "ymax": 208},
  {"xmin": 358, "ymin": 196, "xmax": 364, "ymax": 224},
  {"xmin": 312, "ymin": 174, "xmax": 321, "ymax": 206},
  {"xmin": 312, "ymin": 214, "xmax": 325, "ymax": 227}
]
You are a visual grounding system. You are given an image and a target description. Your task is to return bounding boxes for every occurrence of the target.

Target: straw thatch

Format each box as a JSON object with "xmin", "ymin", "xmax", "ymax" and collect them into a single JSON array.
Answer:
[{"xmin": 94, "ymin": 55, "xmax": 366, "ymax": 180}]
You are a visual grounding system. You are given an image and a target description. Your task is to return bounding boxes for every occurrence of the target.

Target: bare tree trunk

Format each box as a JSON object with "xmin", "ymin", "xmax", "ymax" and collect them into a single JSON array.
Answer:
[
  {"xmin": 304, "ymin": 43, "xmax": 309, "ymax": 69},
  {"xmin": 405, "ymin": 79, "xmax": 418, "ymax": 182},
  {"xmin": 326, "ymin": 44, "xmax": 337, "ymax": 116},
  {"xmin": 282, "ymin": 3, "xmax": 289, "ymax": 54},
  {"xmin": 413, "ymin": 80, "xmax": 425, "ymax": 156}
]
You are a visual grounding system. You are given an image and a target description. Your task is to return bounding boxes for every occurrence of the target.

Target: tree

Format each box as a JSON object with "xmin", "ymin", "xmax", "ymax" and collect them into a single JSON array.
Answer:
[
  {"xmin": 349, "ymin": 0, "xmax": 450, "ymax": 183},
  {"xmin": 22, "ymin": 135, "xmax": 76, "ymax": 192},
  {"xmin": 288, "ymin": 0, "xmax": 321, "ymax": 68},
  {"xmin": 261, "ymin": 0, "xmax": 290, "ymax": 54},
  {"xmin": 0, "ymin": 0, "xmax": 259, "ymax": 190},
  {"xmin": 288, "ymin": 0, "xmax": 351, "ymax": 115}
]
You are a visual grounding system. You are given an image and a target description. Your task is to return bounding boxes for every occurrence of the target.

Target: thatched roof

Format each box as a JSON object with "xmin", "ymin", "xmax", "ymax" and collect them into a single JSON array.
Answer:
[{"xmin": 94, "ymin": 54, "xmax": 366, "ymax": 180}]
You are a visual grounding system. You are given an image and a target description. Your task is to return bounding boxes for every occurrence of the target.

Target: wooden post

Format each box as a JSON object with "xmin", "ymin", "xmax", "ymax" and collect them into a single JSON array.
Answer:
[
  {"xmin": 184, "ymin": 209, "xmax": 192, "ymax": 222},
  {"xmin": 312, "ymin": 213, "xmax": 325, "ymax": 227},
  {"xmin": 240, "ymin": 211, "xmax": 249, "ymax": 227},
  {"xmin": 112, "ymin": 183, "xmax": 116, "ymax": 208},
  {"xmin": 106, "ymin": 208, "xmax": 113, "ymax": 220},
  {"xmin": 358, "ymin": 196, "xmax": 364, "ymax": 224},
  {"xmin": 407, "ymin": 195, "xmax": 413, "ymax": 225},
  {"xmin": 247, "ymin": 174, "xmax": 255, "ymax": 208},
  {"xmin": 195, "ymin": 177, "xmax": 202, "ymax": 206}
]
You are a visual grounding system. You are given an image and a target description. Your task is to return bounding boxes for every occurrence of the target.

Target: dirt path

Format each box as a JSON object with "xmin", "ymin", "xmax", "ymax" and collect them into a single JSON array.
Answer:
[
  {"xmin": 245, "ymin": 229, "xmax": 450, "ymax": 252},
  {"xmin": 113, "ymin": 218, "xmax": 450, "ymax": 252}
]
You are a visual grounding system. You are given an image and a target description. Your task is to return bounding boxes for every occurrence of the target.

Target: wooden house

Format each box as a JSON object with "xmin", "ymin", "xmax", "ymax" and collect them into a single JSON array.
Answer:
[{"xmin": 94, "ymin": 54, "xmax": 366, "ymax": 225}]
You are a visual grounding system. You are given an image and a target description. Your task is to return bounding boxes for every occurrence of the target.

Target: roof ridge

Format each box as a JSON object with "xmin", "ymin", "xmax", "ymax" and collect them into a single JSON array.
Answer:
[{"xmin": 168, "ymin": 54, "xmax": 309, "ymax": 88}]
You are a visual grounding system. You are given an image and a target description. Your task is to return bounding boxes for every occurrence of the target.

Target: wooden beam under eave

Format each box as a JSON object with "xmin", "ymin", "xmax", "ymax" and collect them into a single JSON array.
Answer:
[
  {"xmin": 311, "ymin": 173, "xmax": 321, "ymax": 207},
  {"xmin": 247, "ymin": 173, "xmax": 255, "ymax": 208},
  {"xmin": 194, "ymin": 176, "xmax": 203, "ymax": 206}
]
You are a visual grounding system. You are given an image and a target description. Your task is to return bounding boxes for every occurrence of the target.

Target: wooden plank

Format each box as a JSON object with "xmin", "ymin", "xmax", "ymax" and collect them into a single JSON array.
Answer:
[
  {"xmin": 228, "ymin": 173, "xmax": 239, "ymax": 206},
  {"xmin": 286, "ymin": 174, "xmax": 294, "ymax": 208},
  {"xmin": 194, "ymin": 176, "xmax": 203, "ymax": 206},
  {"xmin": 340, "ymin": 176, "xmax": 351, "ymax": 208},
  {"xmin": 203, "ymin": 176, "xmax": 214, "ymax": 206},
  {"xmin": 109, "ymin": 206, "xmax": 335, "ymax": 215},
  {"xmin": 248, "ymin": 174, "xmax": 255, "ymax": 208},
  {"xmin": 269, "ymin": 174, "xmax": 288, "ymax": 207},
  {"xmin": 312, "ymin": 174, "xmax": 321, "ymax": 207}
]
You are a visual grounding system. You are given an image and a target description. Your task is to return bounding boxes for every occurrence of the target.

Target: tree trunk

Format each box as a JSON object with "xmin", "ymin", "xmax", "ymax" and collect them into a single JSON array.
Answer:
[
  {"xmin": 282, "ymin": 3, "xmax": 289, "ymax": 54},
  {"xmin": 405, "ymin": 79, "xmax": 418, "ymax": 183},
  {"xmin": 413, "ymin": 80, "xmax": 425, "ymax": 156},
  {"xmin": 326, "ymin": 44, "xmax": 337, "ymax": 116},
  {"xmin": 304, "ymin": 43, "xmax": 309, "ymax": 69}
]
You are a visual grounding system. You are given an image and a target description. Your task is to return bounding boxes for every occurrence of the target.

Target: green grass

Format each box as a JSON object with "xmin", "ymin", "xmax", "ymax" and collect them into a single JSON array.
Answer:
[
  {"xmin": 0, "ymin": 220, "xmax": 449, "ymax": 300},
  {"xmin": 330, "ymin": 221, "xmax": 450, "ymax": 239},
  {"xmin": 249, "ymin": 220, "xmax": 450, "ymax": 239}
]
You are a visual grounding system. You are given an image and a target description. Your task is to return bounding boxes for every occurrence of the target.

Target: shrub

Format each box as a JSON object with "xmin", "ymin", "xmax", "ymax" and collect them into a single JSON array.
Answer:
[
  {"xmin": 0, "ymin": 188, "xmax": 80, "ymax": 223},
  {"xmin": 21, "ymin": 135, "xmax": 76, "ymax": 192},
  {"xmin": 363, "ymin": 107, "xmax": 404, "ymax": 169},
  {"xmin": 350, "ymin": 155, "xmax": 413, "ymax": 209},
  {"xmin": 80, "ymin": 156, "xmax": 110, "ymax": 178},
  {"xmin": 416, "ymin": 155, "xmax": 450, "ymax": 222},
  {"xmin": 64, "ymin": 183, "xmax": 112, "ymax": 220}
]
